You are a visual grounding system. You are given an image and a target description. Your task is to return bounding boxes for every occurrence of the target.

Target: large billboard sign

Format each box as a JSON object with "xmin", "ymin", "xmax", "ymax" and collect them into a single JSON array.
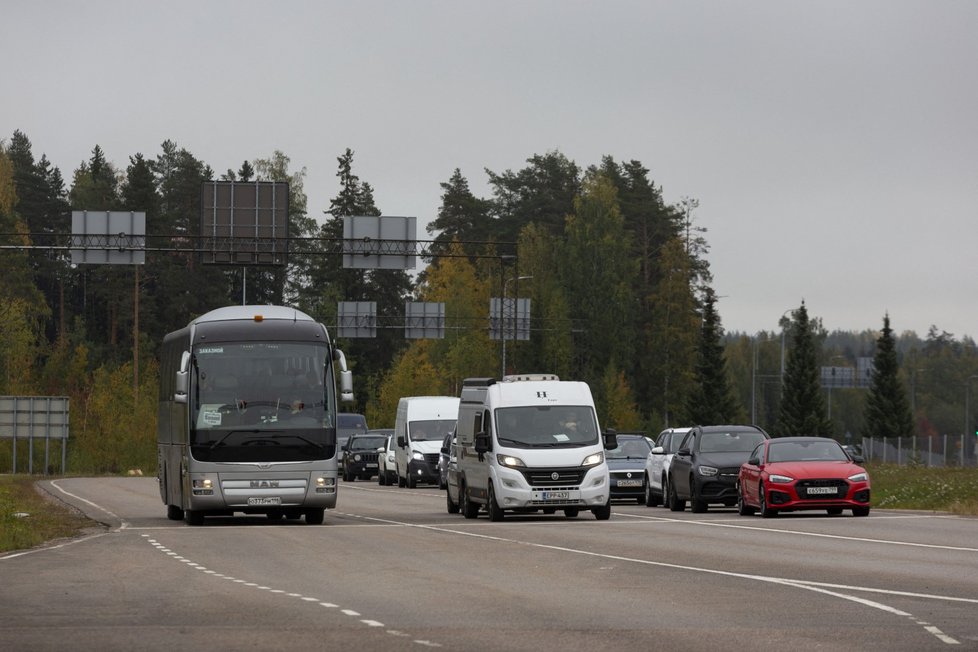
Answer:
[{"xmin": 200, "ymin": 181, "xmax": 289, "ymax": 266}]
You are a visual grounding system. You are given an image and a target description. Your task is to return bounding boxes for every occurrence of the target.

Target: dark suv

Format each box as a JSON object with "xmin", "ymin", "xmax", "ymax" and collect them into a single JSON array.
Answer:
[
  {"xmin": 667, "ymin": 425, "xmax": 770, "ymax": 513},
  {"xmin": 342, "ymin": 432, "xmax": 389, "ymax": 482}
]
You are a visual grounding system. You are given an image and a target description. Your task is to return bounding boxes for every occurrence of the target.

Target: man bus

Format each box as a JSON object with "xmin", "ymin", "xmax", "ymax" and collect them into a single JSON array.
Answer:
[{"xmin": 157, "ymin": 305, "xmax": 353, "ymax": 525}]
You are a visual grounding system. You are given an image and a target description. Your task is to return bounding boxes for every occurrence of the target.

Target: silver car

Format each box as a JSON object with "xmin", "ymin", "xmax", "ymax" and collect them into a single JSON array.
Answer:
[{"xmin": 644, "ymin": 427, "xmax": 689, "ymax": 507}]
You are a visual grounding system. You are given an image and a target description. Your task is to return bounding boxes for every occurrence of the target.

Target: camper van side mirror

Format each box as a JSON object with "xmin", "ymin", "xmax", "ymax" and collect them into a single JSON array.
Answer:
[
  {"xmin": 474, "ymin": 431, "xmax": 489, "ymax": 455},
  {"xmin": 602, "ymin": 428, "xmax": 618, "ymax": 451},
  {"xmin": 397, "ymin": 435, "xmax": 406, "ymax": 448}
]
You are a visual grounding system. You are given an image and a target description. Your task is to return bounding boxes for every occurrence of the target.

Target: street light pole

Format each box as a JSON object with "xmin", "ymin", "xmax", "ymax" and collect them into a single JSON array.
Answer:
[{"xmin": 501, "ymin": 274, "xmax": 532, "ymax": 377}]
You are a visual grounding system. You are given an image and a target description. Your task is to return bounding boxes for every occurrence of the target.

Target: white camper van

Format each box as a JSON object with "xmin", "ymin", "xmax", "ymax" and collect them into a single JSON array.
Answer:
[
  {"xmin": 453, "ymin": 375, "xmax": 617, "ymax": 521},
  {"xmin": 394, "ymin": 396, "xmax": 460, "ymax": 488}
]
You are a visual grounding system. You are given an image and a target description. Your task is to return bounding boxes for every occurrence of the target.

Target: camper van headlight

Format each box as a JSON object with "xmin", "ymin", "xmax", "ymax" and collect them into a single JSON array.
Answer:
[
  {"xmin": 496, "ymin": 454, "xmax": 526, "ymax": 469},
  {"xmin": 411, "ymin": 450, "xmax": 425, "ymax": 461},
  {"xmin": 581, "ymin": 451, "xmax": 604, "ymax": 468}
]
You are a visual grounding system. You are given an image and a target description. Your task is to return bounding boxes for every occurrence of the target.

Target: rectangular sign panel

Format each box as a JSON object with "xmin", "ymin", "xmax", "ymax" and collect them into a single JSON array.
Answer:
[
  {"xmin": 343, "ymin": 215, "xmax": 417, "ymax": 270},
  {"xmin": 337, "ymin": 301, "xmax": 377, "ymax": 338},
  {"xmin": 200, "ymin": 181, "xmax": 289, "ymax": 266},
  {"xmin": 405, "ymin": 301, "xmax": 445, "ymax": 339},
  {"xmin": 0, "ymin": 396, "xmax": 70, "ymax": 440},
  {"xmin": 71, "ymin": 211, "xmax": 146, "ymax": 265}
]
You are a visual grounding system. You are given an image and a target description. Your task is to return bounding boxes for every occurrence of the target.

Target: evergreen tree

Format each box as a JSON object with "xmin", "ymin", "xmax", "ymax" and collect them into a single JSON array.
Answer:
[
  {"xmin": 864, "ymin": 314, "xmax": 914, "ymax": 439},
  {"xmin": 777, "ymin": 301, "xmax": 832, "ymax": 436},
  {"xmin": 560, "ymin": 173, "xmax": 637, "ymax": 384},
  {"xmin": 486, "ymin": 151, "xmax": 581, "ymax": 242},
  {"xmin": 426, "ymin": 168, "xmax": 491, "ymax": 253},
  {"xmin": 687, "ymin": 287, "xmax": 741, "ymax": 425}
]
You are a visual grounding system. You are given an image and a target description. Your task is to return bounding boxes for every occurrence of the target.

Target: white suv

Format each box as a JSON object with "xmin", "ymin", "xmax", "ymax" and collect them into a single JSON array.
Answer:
[
  {"xmin": 644, "ymin": 427, "xmax": 689, "ymax": 507},
  {"xmin": 375, "ymin": 431, "xmax": 397, "ymax": 485}
]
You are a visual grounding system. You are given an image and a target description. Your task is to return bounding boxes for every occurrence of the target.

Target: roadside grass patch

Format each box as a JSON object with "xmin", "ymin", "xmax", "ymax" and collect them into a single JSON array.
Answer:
[
  {"xmin": 869, "ymin": 464, "xmax": 978, "ymax": 515},
  {"xmin": 0, "ymin": 476, "xmax": 93, "ymax": 554}
]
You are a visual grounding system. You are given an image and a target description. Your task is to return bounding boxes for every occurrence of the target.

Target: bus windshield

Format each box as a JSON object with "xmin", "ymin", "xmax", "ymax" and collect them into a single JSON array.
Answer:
[{"xmin": 189, "ymin": 341, "xmax": 334, "ymax": 462}]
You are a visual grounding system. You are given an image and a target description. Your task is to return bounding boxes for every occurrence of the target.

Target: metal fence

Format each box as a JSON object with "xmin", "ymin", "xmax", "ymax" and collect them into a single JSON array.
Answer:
[{"xmin": 860, "ymin": 435, "xmax": 977, "ymax": 467}]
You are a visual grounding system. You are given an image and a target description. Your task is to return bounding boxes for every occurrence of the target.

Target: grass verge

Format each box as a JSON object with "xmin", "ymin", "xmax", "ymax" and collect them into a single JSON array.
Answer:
[{"xmin": 0, "ymin": 475, "xmax": 94, "ymax": 554}]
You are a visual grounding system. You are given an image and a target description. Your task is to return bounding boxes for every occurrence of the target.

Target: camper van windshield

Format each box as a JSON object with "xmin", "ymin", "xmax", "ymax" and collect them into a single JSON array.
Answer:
[{"xmin": 494, "ymin": 406, "xmax": 598, "ymax": 448}]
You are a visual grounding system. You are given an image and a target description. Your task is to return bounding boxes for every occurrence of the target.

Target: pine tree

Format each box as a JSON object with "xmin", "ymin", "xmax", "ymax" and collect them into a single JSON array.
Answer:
[
  {"xmin": 864, "ymin": 315, "xmax": 914, "ymax": 439},
  {"xmin": 426, "ymin": 168, "xmax": 491, "ymax": 252},
  {"xmin": 687, "ymin": 287, "xmax": 741, "ymax": 425},
  {"xmin": 777, "ymin": 301, "xmax": 832, "ymax": 436}
]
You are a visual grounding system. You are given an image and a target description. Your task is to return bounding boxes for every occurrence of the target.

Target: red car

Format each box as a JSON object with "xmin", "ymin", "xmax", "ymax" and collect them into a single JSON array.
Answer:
[{"xmin": 737, "ymin": 436, "xmax": 870, "ymax": 517}]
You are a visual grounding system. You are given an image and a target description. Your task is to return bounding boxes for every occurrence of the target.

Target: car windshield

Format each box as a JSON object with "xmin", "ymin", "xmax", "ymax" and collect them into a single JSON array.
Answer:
[
  {"xmin": 348, "ymin": 436, "xmax": 388, "ymax": 451},
  {"xmin": 767, "ymin": 440, "xmax": 850, "ymax": 463},
  {"xmin": 607, "ymin": 437, "xmax": 653, "ymax": 460},
  {"xmin": 494, "ymin": 405, "xmax": 599, "ymax": 448},
  {"xmin": 699, "ymin": 430, "xmax": 767, "ymax": 453}
]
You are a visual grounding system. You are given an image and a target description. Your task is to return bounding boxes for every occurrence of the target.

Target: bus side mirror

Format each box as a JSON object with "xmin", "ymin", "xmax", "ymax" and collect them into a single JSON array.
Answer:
[
  {"xmin": 334, "ymin": 349, "xmax": 354, "ymax": 402},
  {"xmin": 174, "ymin": 350, "xmax": 190, "ymax": 404}
]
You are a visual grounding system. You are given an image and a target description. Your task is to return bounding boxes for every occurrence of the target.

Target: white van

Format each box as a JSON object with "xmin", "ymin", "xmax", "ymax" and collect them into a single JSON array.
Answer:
[
  {"xmin": 394, "ymin": 396, "xmax": 460, "ymax": 488},
  {"xmin": 454, "ymin": 375, "xmax": 617, "ymax": 521}
]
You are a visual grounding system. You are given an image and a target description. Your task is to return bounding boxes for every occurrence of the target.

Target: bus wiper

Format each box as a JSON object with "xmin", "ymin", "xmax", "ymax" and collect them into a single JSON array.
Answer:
[{"xmin": 207, "ymin": 429, "xmax": 261, "ymax": 449}]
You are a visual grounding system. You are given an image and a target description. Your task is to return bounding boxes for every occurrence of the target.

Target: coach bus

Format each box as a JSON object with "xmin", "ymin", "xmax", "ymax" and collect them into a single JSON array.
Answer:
[{"xmin": 157, "ymin": 305, "xmax": 353, "ymax": 525}]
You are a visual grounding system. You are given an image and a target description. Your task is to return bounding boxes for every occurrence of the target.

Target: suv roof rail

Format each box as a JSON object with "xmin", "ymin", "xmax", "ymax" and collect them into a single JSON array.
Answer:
[{"xmin": 501, "ymin": 374, "xmax": 560, "ymax": 382}]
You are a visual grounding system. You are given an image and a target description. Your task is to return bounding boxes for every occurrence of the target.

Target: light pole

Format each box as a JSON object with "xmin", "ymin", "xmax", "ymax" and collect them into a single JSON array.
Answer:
[
  {"xmin": 501, "ymin": 274, "xmax": 532, "ymax": 377},
  {"xmin": 826, "ymin": 355, "xmax": 849, "ymax": 420},
  {"xmin": 965, "ymin": 375, "xmax": 978, "ymax": 437}
]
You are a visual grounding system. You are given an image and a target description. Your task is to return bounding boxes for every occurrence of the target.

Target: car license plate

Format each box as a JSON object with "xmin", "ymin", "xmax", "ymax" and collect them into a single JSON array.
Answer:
[
  {"xmin": 617, "ymin": 479, "xmax": 642, "ymax": 487},
  {"xmin": 366, "ymin": 463, "xmax": 378, "ymax": 468},
  {"xmin": 807, "ymin": 487, "xmax": 836, "ymax": 495},
  {"xmin": 247, "ymin": 496, "xmax": 282, "ymax": 506}
]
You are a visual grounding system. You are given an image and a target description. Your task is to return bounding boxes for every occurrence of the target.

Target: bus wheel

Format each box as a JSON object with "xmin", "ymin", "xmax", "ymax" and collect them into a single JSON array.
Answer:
[
  {"xmin": 305, "ymin": 509, "xmax": 325, "ymax": 525},
  {"xmin": 184, "ymin": 509, "xmax": 204, "ymax": 526}
]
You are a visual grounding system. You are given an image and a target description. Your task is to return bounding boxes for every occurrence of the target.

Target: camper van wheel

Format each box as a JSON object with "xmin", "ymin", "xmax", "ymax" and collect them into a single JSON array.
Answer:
[
  {"xmin": 166, "ymin": 504, "xmax": 184, "ymax": 521},
  {"xmin": 563, "ymin": 508, "xmax": 579, "ymax": 518},
  {"xmin": 487, "ymin": 483, "xmax": 504, "ymax": 521},
  {"xmin": 592, "ymin": 502, "xmax": 612, "ymax": 520},
  {"xmin": 461, "ymin": 484, "xmax": 479, "ymax": 519}
]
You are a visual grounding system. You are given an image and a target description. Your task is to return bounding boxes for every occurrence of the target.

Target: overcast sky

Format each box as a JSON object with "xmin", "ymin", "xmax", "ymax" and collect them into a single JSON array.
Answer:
[{"xmin": 5, "ymin": 1, "xmax": 976, "ymax": 340}]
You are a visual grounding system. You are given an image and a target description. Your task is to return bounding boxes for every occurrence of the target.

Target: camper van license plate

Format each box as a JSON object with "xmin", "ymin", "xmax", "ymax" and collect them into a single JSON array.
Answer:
[
  {"xmin": 534, "ymin": 490, "xmax": 571, "ymax": 501},
  {"xmin": 248, "ymin": 497, "xmax": 282, "ymax": 506}
]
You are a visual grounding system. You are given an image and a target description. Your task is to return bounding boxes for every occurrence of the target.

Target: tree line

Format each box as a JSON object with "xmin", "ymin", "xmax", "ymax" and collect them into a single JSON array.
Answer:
[{"xmin": 1, "ymin": 130, "xmax": 976, "ymax": 473}]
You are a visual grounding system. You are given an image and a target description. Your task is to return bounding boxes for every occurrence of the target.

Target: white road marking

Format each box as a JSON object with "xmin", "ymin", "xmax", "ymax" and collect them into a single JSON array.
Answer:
[{"xmin": 141, "ymin": 534, "xmax": 441, "ymax": 647}]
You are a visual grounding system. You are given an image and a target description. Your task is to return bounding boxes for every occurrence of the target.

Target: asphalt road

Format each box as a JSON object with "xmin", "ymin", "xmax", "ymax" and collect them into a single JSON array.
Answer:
[{"xmin": 2, "ymin": 477, "xmax": 976, "ymax": 651}]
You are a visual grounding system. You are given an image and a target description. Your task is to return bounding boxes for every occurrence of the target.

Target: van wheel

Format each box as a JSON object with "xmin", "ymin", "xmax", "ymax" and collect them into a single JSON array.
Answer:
[
  {"xmin": 592, "ymin": 502, "xmax": 611, "ymax": 520},
  {"xmin": 461, "ymin": 484, "xmax": 479, "ymax": 519},
  {"xmin": 487, "ymin": 483, "xmax": 504, "ymax": 521},
  {"xmin": 166, "ymin": 504, "xmax": 184, "ymax": 521},
  {"xmin": 398, "ymin": 474, "xmax": 406, "ymax": 488},
  {"xmin": 184, "ymin": 509, "xmax": 204, "ymax": 526},
  {"xmin": 305, "ymin": 509, "xmax": 325, "ymax": 525},
  {"xmin": 407, "ymin": 474, "xmax": 417, "ymax": 489}
]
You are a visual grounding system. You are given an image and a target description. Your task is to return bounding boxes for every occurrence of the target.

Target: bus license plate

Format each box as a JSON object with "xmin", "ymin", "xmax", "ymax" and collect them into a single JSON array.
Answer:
[
  {"xmin": 807, "ymin": 487, "xmax": 836, "ymax": 495},
  {"xmin": 248, "ymin": 496, "xmax": 282, "ymax": 506}
]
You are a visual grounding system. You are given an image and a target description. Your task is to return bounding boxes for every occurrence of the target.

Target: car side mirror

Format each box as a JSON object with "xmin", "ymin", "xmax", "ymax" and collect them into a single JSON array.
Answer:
[
  {"xmin": 650, "ymin": 446, "xmax": 664, "ymax": 455},
  {"xmin": 748, "ymin": 456, "xmax": 760, "ymax": 466},
  {"xmin": 852, "ymin": 454, "xmax": 865, "ymax": 464},
  {"xmin": 678, "ymin": 448, "xmax": 690, "ymax": 457}
]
